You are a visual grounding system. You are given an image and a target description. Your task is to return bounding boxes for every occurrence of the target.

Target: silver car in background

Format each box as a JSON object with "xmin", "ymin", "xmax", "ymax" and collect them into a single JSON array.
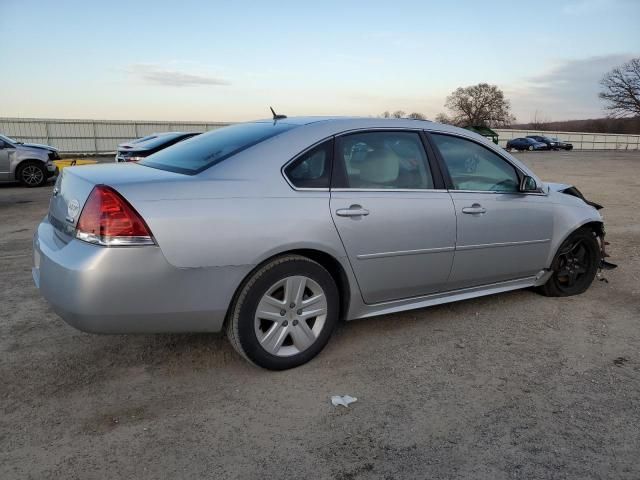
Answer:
[
  {"xmin": 0, "ymin": 134, "xmax": 58, "ymax": 186},
  {"xmin": 33, "ymin": 117, "xmax": 608, "ymax": 369}
]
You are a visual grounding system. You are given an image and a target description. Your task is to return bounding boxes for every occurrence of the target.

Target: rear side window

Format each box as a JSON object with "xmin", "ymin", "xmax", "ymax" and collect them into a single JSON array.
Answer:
[
  {"xmin": 431, "ymin": 133, "xmax": 520, "ymax": 192},
  {"xmin": 284, "ymin": 140, "xmax": 333, "ymax": 189},
  {"xmin": 334, "ymin": 131, "xmax": 434, "ymax": 189},
  {"xmin": 141, "ymin": 122, "xmax": 296, "ymax": 174}
]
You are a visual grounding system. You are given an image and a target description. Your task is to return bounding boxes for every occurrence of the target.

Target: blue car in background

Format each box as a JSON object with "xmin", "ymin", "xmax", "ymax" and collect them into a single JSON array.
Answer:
[{"xmin": 506, "ymin": 137, "xmax": 548, "ymax": 152}]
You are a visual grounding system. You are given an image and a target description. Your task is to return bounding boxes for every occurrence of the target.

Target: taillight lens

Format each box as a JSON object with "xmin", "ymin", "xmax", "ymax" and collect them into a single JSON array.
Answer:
[{"xmin": 75, "ymin": 185, "xmax": 155, "ymax": 246}]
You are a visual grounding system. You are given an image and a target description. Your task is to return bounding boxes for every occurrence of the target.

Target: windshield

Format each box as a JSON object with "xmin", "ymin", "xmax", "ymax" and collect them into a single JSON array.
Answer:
[{"xmin": 140, "ymin": 122, "xmax": 296, "ymax": 174}]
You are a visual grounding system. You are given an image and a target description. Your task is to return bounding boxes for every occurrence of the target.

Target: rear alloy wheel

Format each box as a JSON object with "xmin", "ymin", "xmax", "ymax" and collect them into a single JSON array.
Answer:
[
  {"xmin": 538, "ymin": 228, "xmax": 601, "ymax": 297},
  {"xmin": 17, "ymin": 161, "xmax": 47, "ymax": 187},
  {"xmin": 226, "ymin": 255, "xmax": 339, "ymax": 370},
  {"xmin": 528, "ymin": 145, "xmax": 534, "ymax": 151}
]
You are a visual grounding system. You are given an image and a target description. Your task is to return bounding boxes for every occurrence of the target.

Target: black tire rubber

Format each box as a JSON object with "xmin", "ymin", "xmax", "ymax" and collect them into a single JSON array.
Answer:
[
  {"xmin": 226, "ymin": 254, "xmax": 339, "ymax": 370},
  {"xmin": 16, "ymin": 161, "xmax": 47, "ymax": 187},
  {"xmin": 538, "ymin": 228, "xmax": 601, "ymax": 297}
]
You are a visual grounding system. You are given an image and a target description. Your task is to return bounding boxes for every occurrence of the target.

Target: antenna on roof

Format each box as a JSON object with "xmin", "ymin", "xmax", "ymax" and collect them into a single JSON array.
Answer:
[{"xmin": 270, "ymin": 106, "xmax": 287, "ymax": 120}]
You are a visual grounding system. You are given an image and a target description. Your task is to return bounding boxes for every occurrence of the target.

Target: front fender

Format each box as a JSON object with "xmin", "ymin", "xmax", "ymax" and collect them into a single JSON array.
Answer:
[{"xmin": 546, "ymin": 198, "xmax": 603, "ymax": 267}]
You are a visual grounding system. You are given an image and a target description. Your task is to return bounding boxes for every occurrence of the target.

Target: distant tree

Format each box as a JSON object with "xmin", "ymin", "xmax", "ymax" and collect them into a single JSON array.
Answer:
[
  {"xmin": 380, "ymin": 111, "xmax": 391, "ymax": 118},
  {"xmin": 443, "ymin": 83, "xmax": 514, "ymax": 127},
  {"xmin": 530, "ymin": 110, "xmax": 552, "ymax": 130},
  {"xmin": 434, "ymin": 113, "xmax": 452, "ymax": 124},
  {"xmin": 599, "ymin": 58, "xmax": 640, "ymax": 117},
  {"xmin": 392, "ymin": 110, "xmax": 406, "ymax": 119},
  {"xmin": 407, "ymin": 112, "xmax": 427, "ymax": 120}
]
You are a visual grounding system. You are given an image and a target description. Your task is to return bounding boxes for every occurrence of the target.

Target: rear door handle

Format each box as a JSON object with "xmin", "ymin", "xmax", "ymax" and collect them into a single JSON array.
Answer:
[
  {"xmin": 336, "ymin": 205, "xmax": 370, "ymax": 217},
  {"xmin": 462, "ymin": 204, "xmax": 486, "ymax": 215}
]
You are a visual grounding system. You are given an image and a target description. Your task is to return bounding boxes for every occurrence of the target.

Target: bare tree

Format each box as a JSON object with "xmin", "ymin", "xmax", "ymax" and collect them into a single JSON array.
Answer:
[
  {"xmin": 443, "ymin": 83, "xmax": 514, "ymax": 127},
  {"xmin": 530, "ymin": 110, "xmax": 551, "ymax": 130},
  {"xmin": 599, "ymin": 58, "xmax": 640, "ymax": 117},
  {"xmin": 407, "ymin": 112, "xmax": 426, "ymax": 120},
  {"xmin": 434, "ymin": 113, "xmax": 452, "ymax": 124},
  {"xmin": 380, "ymin": 111, "xmax": 391, "ymax": 118},
  {"xmin": 392, "ymin": 110, "xmax": 406, "ymax": 119}
]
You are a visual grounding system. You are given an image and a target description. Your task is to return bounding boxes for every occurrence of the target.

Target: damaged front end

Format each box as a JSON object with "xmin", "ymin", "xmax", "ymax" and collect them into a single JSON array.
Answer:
[
  {"xmin": 549, "ymin": 182, "xmax": 618, "ymax": 273},
  {"xmin": 558, "ymin": 185, "xmax": 604, "ymax": 210},
  {"xmin": 596, "ymin": 227, "xmax": 618, "ymax": 273}
]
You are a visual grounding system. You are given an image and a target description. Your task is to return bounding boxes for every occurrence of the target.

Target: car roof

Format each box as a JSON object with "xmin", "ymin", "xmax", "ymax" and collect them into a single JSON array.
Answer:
[{"xmin": 249, "ymin": 115, "xmax": 469, "ymax": 133}]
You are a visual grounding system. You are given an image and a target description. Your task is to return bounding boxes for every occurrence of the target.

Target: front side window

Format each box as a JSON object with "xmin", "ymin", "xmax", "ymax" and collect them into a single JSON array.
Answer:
[
  {"xmin": 284, "ymin": 140, "xmax": 333, "ymax": 188},
  {"xmin": 431, "ymin": 133, "xmax": 520, "ymax": 192},
  {"xmin": 335, "ymin": 131, "xmax": 434, "ymax": 189},
  {"xmin": 141, "ymin": 122, "xmax": 296, "ymax": 174}
]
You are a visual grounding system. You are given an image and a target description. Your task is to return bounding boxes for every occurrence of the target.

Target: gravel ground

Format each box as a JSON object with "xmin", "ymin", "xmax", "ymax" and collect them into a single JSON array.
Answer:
[{"xmin": 1, "ymin": 151, "xmax": 639, "ymax": 479}]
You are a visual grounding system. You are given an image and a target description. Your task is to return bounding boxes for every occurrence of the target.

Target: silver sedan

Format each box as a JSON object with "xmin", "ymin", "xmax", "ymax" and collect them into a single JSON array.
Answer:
[{"xmin": 33, "ymin": 117, "xmax": 609, "ymax": 369}]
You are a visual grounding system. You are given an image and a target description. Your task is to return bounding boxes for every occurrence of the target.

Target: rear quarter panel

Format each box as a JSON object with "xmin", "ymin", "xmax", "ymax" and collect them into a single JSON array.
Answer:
[{"xmin": 127, "ymin": 187, "xmax": 347, "ymax": 269}]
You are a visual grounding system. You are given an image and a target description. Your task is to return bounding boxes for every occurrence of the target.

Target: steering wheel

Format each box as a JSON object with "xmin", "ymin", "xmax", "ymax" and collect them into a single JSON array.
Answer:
[{"xmin": 489, "ymin": 179, "xmax": 516, "ymax": 191}]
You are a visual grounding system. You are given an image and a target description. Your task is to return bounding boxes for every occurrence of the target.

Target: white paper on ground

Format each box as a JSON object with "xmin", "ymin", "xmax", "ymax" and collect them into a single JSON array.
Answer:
[{"xmin": 331, "ymin": 395, "xmax": 357, "ymax": 407}]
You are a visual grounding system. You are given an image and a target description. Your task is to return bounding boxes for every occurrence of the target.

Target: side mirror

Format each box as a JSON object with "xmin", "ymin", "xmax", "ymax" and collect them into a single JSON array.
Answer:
[{"xmin": 520, "ymin": 175, "xmax": 538, "ymax": 192}]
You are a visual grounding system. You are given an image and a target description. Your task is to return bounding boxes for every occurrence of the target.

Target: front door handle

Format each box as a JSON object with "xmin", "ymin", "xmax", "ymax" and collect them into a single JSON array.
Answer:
[
  {"xmin": 462, "ymin": 203, "xmax": 486, "ymax": 215},
  {"xmin": 336, "ymin": 205, "xmax": 370, "ymax": 217}
]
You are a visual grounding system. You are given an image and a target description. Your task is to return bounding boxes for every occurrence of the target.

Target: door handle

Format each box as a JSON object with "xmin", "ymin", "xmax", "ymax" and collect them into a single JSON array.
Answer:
[
  {"xmin": 336, "ymin": 205, "xmax": 370, "ymax": 217},
  {"xmin": 462, "ymin": 203, "xmax": 486, "ymax": 215}
]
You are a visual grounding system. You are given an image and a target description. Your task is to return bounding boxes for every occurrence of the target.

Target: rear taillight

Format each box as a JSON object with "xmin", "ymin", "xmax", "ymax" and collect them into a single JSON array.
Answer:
[{"xmin": 75, "ymin": 185, "xmax": 155, "ymax": 246}]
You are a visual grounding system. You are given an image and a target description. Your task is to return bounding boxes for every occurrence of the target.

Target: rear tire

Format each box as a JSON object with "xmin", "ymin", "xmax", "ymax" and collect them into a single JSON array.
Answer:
[
  {"xmin": 538, "ymin": 228, "xmax": 600, "ymax": 297},
  {"xmin": 528, "ymin": 145, "xmax": 534, "ymax": 151},
  {"xmin": 226, "ymin": 255, "xmax": 339, "ymax": 370},
  {"xmin": 17, "ymin": 161, "xmax": 47, "ymax": 187}
]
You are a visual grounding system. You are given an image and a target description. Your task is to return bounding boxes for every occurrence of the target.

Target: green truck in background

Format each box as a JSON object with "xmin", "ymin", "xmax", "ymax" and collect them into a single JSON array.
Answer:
[{"xmin": 464, "ymin": 125, "xmax": 499, "ymax": 145}]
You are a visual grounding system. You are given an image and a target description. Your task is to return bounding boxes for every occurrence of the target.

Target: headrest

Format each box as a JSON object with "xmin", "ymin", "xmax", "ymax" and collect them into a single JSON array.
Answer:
[{"xmin": 358, "ymin": 149, "xmax": 399, "ymax": 184}]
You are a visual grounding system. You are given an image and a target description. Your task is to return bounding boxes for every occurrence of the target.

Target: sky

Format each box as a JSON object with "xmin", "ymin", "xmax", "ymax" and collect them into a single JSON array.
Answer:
[{"xmin": 0, "ymin": 0, "xmax": 638, "ymax": 123}]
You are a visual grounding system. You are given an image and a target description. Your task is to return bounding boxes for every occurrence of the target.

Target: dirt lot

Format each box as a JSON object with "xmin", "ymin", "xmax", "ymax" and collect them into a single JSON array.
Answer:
[{"xmin": 1, "ymin": 151, "xmax": 639, "ymax": 479}]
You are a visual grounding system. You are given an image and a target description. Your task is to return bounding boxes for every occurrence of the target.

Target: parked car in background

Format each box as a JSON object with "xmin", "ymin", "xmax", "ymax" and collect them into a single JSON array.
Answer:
[
  {"xmin": 0, "ymin": 134, "xmax": 59, "ymax": 187},
  {"xmin": 550, "ymin": 137, "xmax": 574, "ymax": 150},
  {"xmin": 115, "ymin": 132, "xmax": 200, "ymax": 162},
  {"xmin": 33, "ymin": 117, "xmax": 609, "ymax": 370},
  {"xmin": 526, "ymin": 135, "xmax": 558, "ymax": 150},
  {"xmin": 506, "ymin": 137, "xmax": 547, "ymax": 152}
]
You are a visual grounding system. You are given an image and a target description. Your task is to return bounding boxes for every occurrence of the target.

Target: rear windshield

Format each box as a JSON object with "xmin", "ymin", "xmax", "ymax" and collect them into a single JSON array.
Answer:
[
  {"xmin": 132, "ymin": 132, "xmax": 186, "ymax": 149},
  {"xmin": 140, "ymin": 122, "xmax": 296, "ymax": 174}
]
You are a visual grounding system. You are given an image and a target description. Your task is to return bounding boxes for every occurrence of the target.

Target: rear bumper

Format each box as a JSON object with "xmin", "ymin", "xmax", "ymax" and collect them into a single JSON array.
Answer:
[
  {"xmin": 46, "ymin": 162, "xmax": 57, "ymax": 177},
  {"xmin": 32, "ymin": 218, "xmax": 251, "ymax": 333}
]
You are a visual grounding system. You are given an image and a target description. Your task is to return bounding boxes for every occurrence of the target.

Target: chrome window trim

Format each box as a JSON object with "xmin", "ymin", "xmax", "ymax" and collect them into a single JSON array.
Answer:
[
  {"xmin": 448, "ymin": 189, "xmax": 547, "ymax": 196},
  {"xmin": 331, "ymin": 188, "xmax": 449, "ymax": 193},
  {"xmin": 334, "ymin": 127, "xmax": 425, "ymax": 137}
]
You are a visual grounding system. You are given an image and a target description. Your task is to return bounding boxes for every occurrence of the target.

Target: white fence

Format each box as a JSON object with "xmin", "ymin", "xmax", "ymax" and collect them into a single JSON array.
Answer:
[
  {"xmin": 0, "ymin": 117, "xmax": 231, "ymax": 154},
  {"xmin": 1, "ymin": 117, "xmax": 639, "ymax": 153},
  {"xmin": 495, "ymin": 129, "xmax": 640, "ymax": 151}
]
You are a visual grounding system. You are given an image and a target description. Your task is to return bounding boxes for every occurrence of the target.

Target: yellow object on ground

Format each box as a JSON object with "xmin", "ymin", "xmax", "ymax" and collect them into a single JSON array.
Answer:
[{"xmin": 53, "ymin": 159, "xmax": 98, "ymax": 171}]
